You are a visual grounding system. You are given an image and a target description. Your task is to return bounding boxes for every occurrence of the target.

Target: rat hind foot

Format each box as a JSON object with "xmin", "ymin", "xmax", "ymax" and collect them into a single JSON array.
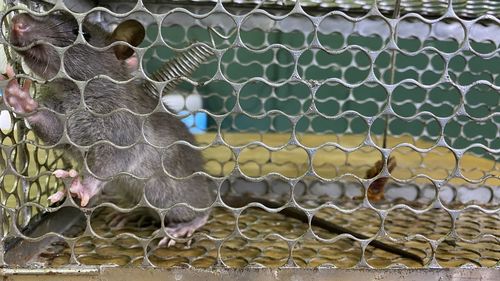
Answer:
[
  {"xmin": 157, "ymin": 214, "xmax": 208, "ymax": 248},
  {"xmin": 106, "ymin": 211, "xmax": 154, "ymax": 229}
]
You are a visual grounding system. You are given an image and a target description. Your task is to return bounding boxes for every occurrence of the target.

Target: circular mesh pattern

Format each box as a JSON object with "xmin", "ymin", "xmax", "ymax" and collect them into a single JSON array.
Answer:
[{"xmin": 0, "ymin": 0, "xmax": 498, "ymax": 269}]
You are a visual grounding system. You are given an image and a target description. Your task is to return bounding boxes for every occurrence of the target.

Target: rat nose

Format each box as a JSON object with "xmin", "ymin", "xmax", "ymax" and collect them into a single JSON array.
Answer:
[{"xmin": 11, "ymin": 16, "xmax": 31, "ymax": 35}]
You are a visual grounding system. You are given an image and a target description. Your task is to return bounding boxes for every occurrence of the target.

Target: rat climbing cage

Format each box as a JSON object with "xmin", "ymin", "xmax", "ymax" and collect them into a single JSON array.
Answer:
[{"xmin": 0, "ymin": 0, "xmax": 498, "ymax": 280}]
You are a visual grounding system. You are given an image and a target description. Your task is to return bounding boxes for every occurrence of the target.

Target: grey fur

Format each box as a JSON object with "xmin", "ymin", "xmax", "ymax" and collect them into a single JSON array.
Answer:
[{"xmin": 10, "ymin": 12, "xmax": 213, "ymax": 225}]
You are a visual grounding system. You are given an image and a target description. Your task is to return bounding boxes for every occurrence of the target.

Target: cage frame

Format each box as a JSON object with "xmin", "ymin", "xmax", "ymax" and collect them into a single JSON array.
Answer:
[{"xmin": 0, "ymin": 0, "xmax": 498, "ymax": 279}]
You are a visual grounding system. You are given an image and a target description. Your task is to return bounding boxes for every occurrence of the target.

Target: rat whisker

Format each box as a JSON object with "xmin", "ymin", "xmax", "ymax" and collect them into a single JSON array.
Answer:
[
  {"xmin": 43, "ymin": 50, "xmax": 50, "ymax": 75},
  {"xmin": 50, "ymin": 30, "xmax": 75, "ymax": 33},
  {"xmin": 44, "ymin": 36, "xmax": 73, "ymax": 40},
  {"xmin": 43, "ymin": 36, "xmax": 75, "ymax": 44},
  {"xmin": 46, "ymin": 30, "xmax": 77, "ymax": 36},
  {"xmin": 46, "ymin": 17, "xmax": 75, "ymax": 30}
]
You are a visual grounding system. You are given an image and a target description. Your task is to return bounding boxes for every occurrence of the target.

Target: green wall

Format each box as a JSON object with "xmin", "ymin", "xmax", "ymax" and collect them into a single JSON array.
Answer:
[{"xmin": 142, "ymin": 25, "xmax": 499, "ymax": 157}]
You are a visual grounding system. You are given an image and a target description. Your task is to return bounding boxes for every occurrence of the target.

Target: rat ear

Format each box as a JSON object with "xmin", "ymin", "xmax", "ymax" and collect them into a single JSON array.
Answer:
[{"xmin": 111, "ymin": 19, "xmax": 145, "ymax": 60}]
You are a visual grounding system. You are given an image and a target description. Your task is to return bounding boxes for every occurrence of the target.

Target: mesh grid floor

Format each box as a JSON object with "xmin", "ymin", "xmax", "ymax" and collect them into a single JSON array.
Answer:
[
  {"xmin": 34, "ymin": 201, "xmax": 499, "ymax": 268},
  {"xmin": 3, "ymin": 133, "xmax": 499, "ymax": 269}
]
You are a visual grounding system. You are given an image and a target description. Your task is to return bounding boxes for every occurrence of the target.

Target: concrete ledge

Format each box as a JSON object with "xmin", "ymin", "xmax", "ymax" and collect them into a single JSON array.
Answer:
[{"xmin": 1, "ymin": 267, "xmax": 499, "ymax": 281}]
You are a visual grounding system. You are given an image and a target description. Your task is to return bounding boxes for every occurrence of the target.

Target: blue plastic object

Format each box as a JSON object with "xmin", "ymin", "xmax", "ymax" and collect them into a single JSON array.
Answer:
[{"xmin": 179, "ymin": 110, "xmax": 207, "ymax": 134}]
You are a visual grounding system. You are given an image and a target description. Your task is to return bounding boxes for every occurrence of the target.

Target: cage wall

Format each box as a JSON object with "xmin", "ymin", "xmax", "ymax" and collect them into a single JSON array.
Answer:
[{"xmin": 0, "ymin": 0, "xmax": 498, "ymax": 270}]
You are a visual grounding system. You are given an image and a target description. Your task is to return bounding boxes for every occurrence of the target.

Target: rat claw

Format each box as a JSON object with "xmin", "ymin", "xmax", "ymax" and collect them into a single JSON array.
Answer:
[
  {"xmin": 49, "ymin": 168, "xmax": 81, "ymax": 204},
  {"xmin": 23, "ymin": 79, "xmax": 32, "ymax": 91},
  {"xmin": 53, "ymin": 169, "xmax": 69, "ymax": 178},
  {"xmin": 64, "ymin": 175, "xmax": 101, "ymax": 207},
  {"xmin": 156, "ymin": 235, "xmax": 178, "ymax": 248},
  {"xmin": 53, "ymin": 169, "xmax": 78, "ymax": 179},
  {"xmin": 167, "ymin": 239, "xmax": 176, "ymax": 247},
  {"xmin": 48, "ymin": 190, "xmax": 66, "ymax": 204},
  {"xmin": 108, "ymin": 213, "xmax": 128, "ymax": 228},
  {"xmin": 69, "ymin": 177, "xmax": 84, "ymax": 194},
  {"xmin": 156, "ymin": 237, "xmax": 168, "ymax": 247},
  {"xmin": 80, "ymin": 193, "xmax": 90, "ymax": 207}
]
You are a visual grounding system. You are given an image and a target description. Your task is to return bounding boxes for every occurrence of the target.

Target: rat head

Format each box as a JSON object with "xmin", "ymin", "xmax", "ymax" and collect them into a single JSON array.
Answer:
[
  {"xmin": 9, "ymin": 11, "xmax": 78, "ymax": 79},
  {"xmin": 9, "ymin": 11, "xmax": 79, "ymax": 48},
  {"xmin": 8, "ymin": 11, "xmax": 145, "ymax": 80}
]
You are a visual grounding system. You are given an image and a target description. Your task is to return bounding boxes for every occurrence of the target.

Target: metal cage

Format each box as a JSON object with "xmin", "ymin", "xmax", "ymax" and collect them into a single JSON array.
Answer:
[{"xmin": 0, "ymin": 0, "xmax": 498, "ymax": 280}]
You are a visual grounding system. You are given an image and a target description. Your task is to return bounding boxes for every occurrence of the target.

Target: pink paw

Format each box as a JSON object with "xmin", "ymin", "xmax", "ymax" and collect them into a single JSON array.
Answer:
[
  {"xmin": 1, "ymin": 65, "xmax": 37, "ymax": 114},
  {"xmin": 49, "ymin": 169, "xmax": 79, "ymax": 204},
  {"xmin": 51, "ymin": 169, "xmax": 100, "ymax": 207},
  {"xmin": 68, "ymin": 177, "xmax": 93, "ymax": 207}
]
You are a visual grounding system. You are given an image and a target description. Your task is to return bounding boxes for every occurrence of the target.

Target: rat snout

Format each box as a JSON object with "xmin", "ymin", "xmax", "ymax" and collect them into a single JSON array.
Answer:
[{"xmin": 11, "ymin": 14, "xmax": 32, "ymax": 38}]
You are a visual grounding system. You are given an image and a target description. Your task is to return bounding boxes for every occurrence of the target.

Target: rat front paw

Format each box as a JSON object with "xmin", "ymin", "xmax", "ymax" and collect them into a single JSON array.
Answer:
[
  {"xmin": 52, "ymin": 169, "xmax": 101, "ymax": 207},
  {"xmin": 1, "ymin": 65, "xmax": 37, "ymax": 114}
]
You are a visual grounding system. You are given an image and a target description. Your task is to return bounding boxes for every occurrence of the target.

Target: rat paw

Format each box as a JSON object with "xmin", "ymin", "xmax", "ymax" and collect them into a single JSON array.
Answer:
[
  {"xmin": 157, "ymin": 214, "xmax": 209, "ymax": 248},
  {"xmin": 48, "ymin": 169, "xmax": 79, "ymax": 204},
  {"xmin": 106, "ymin": 212, "xmax": 128, "ymax": 228},
  {"xmin": 51, "ymin": 169, "xmax": 101, "ymax": 207},
  {"xmin": 69, "ymin": 177, "xmax": 94, "ymax": 207},
  {"xmin": 107, "ymin": 212, "xmax": 152, "ymax": 229},
  {"xmin": 158, "ymin": 226, "xmax": 195, "ymax": 248},
  {"xmin": 1, "ymin": 65, "xmax": 36, "ymax": 114}
]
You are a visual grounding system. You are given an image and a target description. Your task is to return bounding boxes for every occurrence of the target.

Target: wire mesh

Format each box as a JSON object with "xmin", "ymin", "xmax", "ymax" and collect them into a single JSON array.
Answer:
[{"xmin": 0, "ymin": 0, "xmax": 498, "ymax": 270}]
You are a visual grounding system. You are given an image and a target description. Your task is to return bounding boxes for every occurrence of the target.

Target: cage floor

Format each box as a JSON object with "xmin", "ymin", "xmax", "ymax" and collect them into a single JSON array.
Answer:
[
  {"xmin": 32, "ymin": 202, "xmax": 499, "ymax": 269},
  {"xmin": 3, "ymin": 133, "xmax": 499, "ymax": 268}
]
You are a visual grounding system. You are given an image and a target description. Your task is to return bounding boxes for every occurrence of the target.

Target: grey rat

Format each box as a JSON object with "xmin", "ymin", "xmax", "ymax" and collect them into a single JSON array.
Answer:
[
  {"xmin": 3, "ymin": 10, "xmax": 422, "ymax": 263},
  {"xmin": 3, "ymin": 10, "xmax": 212, "ymax": 245}
]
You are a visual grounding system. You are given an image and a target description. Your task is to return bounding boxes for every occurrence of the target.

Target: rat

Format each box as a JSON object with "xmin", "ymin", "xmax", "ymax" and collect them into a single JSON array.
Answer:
[
  {"xmin": 2, "ymin": 10, "xmax": 422, "ymax": 263},
  {"xmin": 3, "ymin": 10, "xmax": 212, "ymax": 246}
]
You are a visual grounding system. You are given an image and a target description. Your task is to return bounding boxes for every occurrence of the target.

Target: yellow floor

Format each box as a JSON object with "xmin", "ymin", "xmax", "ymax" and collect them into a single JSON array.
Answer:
[{"xmin": 198, "ymin": 133, "xmax": 499, "ymax": 185}]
